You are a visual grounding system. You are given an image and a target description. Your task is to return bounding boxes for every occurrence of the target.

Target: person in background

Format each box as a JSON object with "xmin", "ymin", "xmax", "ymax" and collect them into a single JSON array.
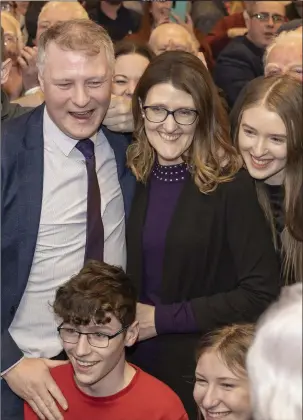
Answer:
[
  {"xmin": 126, "ymin": 50, "xmax": 280, "ymax": 419},
  {"xmin": 247, "ymin": 283, "xmax": 302, "ymax": 420},
  {"xmin": 149, "ymin": 23, "xmax": 208, "ymax": 68},
  {"xmin": 88, "ymin": 0, "xmax": 141, "ymax": 42},
  {"xmin": 1, "ymin": 11, "xmax": 24, "ymax": 100},
  {"xmin": 194, "ymin": 324, "xmax": 255, "ymax": 420},
  {"xmin": 112, "ymin": 41, "xmax": 154, "ymax": 99},
  {"xmin": 206, "ymin": 1, "xmax": 247, "ymax": 59},
  {"xmin": 264, "ymin": 29, "xmax": 302, "ymax": 82},
  {"xmin": 214, "ymin": 1, "xmax": 286, "ymax": 108},
  {"xmin": 13, "ymin": 0, "xmax": 89, "ymax": 108},
  {"xmin": 24, "ymin": 260, "xmax": 189, "ymax": 420},
  {"xmin": 1, "ymin": 19, "xmax": 135, "ymax": 420},
  {"xmin": 232, "ymin": 75, "xmax": 302, "ymax": 284},
  {"xmin": 126, "ymin": 1, "xmax": 213, "ymax": 71},
  {"xmin": 1, "ymin": 26, "xmax": 31, "ymax": 121}
]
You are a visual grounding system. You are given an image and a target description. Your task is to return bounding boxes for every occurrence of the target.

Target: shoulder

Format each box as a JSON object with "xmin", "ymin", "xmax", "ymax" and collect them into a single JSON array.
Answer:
[
  {"xmin": 217, "ymin": 36, "xmax": 253, "ymax": 59},
  {"xmin": 50, "ymin": 363, "xmax": 73, "ymax": 383},
  {"xmin": 101, "ymin": 126, "xmax": 130, "ymax": 153},
  {"xmin": 135, "ymin": 367, "xmax": 187, "ymax": 412},
  {"xmin": 218, "ymin": 169, "xmax": 256, "ymax": 197}
]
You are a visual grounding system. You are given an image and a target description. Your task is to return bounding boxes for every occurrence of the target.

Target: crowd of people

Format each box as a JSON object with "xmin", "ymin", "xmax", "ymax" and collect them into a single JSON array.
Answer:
[{"xmin": 1, "ymin": 1, "xmax": 302, "ymax": 420}]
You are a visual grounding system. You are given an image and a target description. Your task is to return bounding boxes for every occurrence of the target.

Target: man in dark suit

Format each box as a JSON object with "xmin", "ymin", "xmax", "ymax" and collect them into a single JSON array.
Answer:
[
  {"xmin": 213, "ymin": 1, "xmax": 286, "ymax": 108},
  {"xmin": 1, "ymin": 19, "xmax": 135, "ymax": 420}
]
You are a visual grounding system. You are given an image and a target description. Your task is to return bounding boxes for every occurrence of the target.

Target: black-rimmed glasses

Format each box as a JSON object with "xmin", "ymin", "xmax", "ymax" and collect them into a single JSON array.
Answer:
[
  {"xmin": 57, "ymin": 323, "xmax": 130, "ymax": 348},
  {"xmin": 250, "ymin": 12, "xmax": 285, "ymax": 23},
  {"xmin": 143, "ymin": 106, "xmax": 198, "ymax": 125}
]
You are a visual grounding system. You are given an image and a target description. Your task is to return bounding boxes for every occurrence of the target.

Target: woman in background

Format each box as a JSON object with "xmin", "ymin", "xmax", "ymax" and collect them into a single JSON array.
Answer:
[
  {"xmin": 113, "ymin": 40, "xmax": 155, "ymax": 99},
  {"xmin": 126, "ymin": 50, "xmax": 280, "ymax": 419},
  {"xmin": 232, "ymin": 75, "xmax": 303, "ymax": 283},
  {"xmin": 194, "ymin": 324, "xmax": 254, "ymax": 420}
]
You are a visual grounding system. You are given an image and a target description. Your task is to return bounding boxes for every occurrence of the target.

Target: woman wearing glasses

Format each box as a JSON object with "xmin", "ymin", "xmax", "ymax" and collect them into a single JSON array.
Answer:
[{"xmin": 126, "ymin": 51, "xmax": 280, "ymax": 419}]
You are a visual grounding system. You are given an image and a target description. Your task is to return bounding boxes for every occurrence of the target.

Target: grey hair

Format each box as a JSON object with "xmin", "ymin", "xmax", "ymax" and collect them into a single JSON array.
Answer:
[
  {"xmin": 37, "ymin": 19, "xmax": 115, "ymax": 74},
  {"xmin": 264, "ymin": 29, "xmax": 302, "ymax": 67},
  {"xmin": 247, "ymin": 283, "xmax": 302, "ymax": 420}
]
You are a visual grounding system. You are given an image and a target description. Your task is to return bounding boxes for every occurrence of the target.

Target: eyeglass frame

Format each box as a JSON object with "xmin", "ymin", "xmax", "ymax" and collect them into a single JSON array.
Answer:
[
  {"xmin": 249, "ymin": 12, "xmax": 285, "ymax": 24},
  {"xmin": 57, "ymin": 322, "xmax": 130, "ymax": 348},
  {"xmin": 142, "ymin": 105, "xmax": 199, "ymax": 126}
]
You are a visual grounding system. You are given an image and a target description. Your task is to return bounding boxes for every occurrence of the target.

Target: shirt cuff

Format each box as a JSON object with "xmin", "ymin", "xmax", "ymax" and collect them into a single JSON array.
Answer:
[
  {"xmin": 155, "ymin": 302, "xmax": 199, "ymax": 335},
  {"xmin": 1, "ymin": 356, "xmax": 25, "ymax": 377}
]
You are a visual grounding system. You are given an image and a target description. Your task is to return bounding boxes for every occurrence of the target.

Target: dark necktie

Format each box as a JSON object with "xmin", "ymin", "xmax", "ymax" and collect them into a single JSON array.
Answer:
[{"xmin": 76, "ymin": 139, "xmax": 104, "ymax": 262}]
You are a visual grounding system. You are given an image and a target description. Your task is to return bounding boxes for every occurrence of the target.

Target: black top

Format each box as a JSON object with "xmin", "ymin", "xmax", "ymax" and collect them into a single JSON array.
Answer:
[
  {"xmin": 126, "ymin": 169, "xmax": 280, "ymax": 419},
  {"xmin": 88, "ymin": 4, "xmax": 141, "ymax": 41},
  {"xmin": 213, "ymin": 35, "xmax": 264, "ymax": 108}
]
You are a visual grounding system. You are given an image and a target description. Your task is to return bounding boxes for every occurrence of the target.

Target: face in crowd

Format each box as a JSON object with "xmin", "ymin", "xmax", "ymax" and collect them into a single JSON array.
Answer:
[
  {"xmin": 141, "ymin": 81, "xmax": 198, "ymax": 166},
  {"xmin": 245, "ymin": 1, "xmax": 286, "ymax": 48},
  {"xmin": 112, "ymin": 53, "xmax": 150, "ymax": 98},
  {"xmin": 149, "ymin": 23, "xmax": 197, "ymax": 56},
  {"xmin": 39, "ymin": 41, "xmax": 112, "ymax": 140},
  {"xmin": 150, "ymin": 1, "xmax": 173, "ymax": 27},
  {"xmin": 194, "ymin": 349, "xmax": 251, "ymax": 420},
  {"xmin": 238, "ymin": 104, "xmax": 287, "ymax": 185},
  {"xmin": 265, "ymin": 32, "xmax": 303, "ymax": 82}
]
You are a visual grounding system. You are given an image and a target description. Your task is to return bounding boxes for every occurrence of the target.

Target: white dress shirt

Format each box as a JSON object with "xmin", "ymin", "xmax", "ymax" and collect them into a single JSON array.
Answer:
[{"xmin": 9, "ymin": 108, "xmax": 126, "ymax": 358}]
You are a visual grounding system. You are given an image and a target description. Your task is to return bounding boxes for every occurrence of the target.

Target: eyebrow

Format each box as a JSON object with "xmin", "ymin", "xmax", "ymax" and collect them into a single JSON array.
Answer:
[
  {"xmin": 113, "ymin": 74, "xmax": 128, "ymax": 78},
  {"xmin": 242, "ymin": 123, "xmax": 287, "ymax": 138}
]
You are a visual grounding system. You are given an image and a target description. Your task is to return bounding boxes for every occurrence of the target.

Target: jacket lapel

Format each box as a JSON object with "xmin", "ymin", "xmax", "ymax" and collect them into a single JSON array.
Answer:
[{"xmin": 18, "ymin": 106, "xmax": 44, "ymax": 292}]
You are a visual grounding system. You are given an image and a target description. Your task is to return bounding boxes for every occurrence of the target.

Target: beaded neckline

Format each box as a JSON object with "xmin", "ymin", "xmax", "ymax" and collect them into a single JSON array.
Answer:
[{"xmin": 152, "ymin": 161, "xmax": 189, "ymax": 183}]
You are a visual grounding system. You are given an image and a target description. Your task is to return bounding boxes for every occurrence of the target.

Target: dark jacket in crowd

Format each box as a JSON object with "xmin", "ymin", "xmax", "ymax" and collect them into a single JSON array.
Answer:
[
  {"xmin": 88, "ymin": 3, "xmax": 141, "ymax": 41},
  {"xmin": 213, "ymin": 35, "xmax": 264, "ymax": 109},
  {"xmin": 1, "ymin": 90, "xmax": 31, "ymax": 122},
  {"xmin": 285, "ymin": 2, "xmax": 302, "ymax": 20}
]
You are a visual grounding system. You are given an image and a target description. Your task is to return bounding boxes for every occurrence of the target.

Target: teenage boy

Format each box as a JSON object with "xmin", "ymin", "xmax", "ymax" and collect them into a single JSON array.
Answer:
[{"xmin": 24, "ymin": 260, "xmax": 188, "ymax": 420}]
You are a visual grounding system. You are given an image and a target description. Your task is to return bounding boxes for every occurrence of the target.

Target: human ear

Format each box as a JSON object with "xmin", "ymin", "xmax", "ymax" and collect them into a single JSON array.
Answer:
[{"xmin": 124, "ymin": 321, "xmax": 139, "ymax": 347}]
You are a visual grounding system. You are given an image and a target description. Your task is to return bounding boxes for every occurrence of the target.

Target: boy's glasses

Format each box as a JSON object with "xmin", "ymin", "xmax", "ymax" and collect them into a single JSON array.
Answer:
[
  {"xmin": 250, "ymin": 12, "xmax": 285, "ymax": 23},
  {"xmin": 57, "ymin": 323, "xmax": 130, "ymax": 348}
]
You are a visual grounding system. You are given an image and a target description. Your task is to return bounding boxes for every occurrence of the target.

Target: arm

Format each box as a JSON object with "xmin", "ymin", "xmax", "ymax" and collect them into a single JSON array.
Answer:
[{"xmin": 190, "ymin": 171, "xmax": 280, "ymax": 331}]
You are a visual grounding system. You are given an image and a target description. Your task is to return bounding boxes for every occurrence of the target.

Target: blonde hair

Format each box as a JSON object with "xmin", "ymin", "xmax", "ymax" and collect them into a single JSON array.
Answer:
[
  {"xmin": 247, "ymin": 283, "xmax": 302, "ymax": 420},
  {"xmin": 127, "ymin": 51, "xmax": 241, "ymax": 194},
  {"xmin": 1, "ymin": 11, "xmax": 24, "ymax": 51},
  {"xmin": 37, "ymin": 19, "xmax": 114, "ymax": 74},
  {"xmin": 264, "ymin": 30, "xmax": 302, "ymax": 67},
  {"xmin": 38, "ymin": 1, "xmax": 89, "ymax": 22},
  {"xmin": 196, "ymin": 324, "xmax": 255, "ymax": 419}
]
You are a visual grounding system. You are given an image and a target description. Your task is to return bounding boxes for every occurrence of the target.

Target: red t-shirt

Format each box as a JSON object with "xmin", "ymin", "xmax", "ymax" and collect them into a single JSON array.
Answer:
[{"xmin": 24, "ymin": 363, "xmax": 188, "ymax": 420}]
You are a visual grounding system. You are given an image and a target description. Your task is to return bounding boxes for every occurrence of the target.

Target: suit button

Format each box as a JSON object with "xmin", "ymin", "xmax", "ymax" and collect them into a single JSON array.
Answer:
[{"xmin": 10, "ymin": 306, "xmax": 16, "ymax": 316}]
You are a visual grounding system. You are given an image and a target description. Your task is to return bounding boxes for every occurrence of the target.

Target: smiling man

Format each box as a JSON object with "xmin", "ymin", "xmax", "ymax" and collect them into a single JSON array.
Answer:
[
  {"xmin": 23, "ymin": 261, "xmax": 188, "ymax": 420},
  {"xmin": 1, "ymin": 19, "xmax": 135, "ymax": 420}
]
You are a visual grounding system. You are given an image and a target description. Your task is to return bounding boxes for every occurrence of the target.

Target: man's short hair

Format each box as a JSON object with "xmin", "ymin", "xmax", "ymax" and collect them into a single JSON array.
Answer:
[
  {"xmin": 37, "ymin": 19, "xmax": 115, "ymax": 73},
  {"xmin": 264, "ymin": 29, "xmax": 303, "ymax": 66},
  {"xmin": 53, "ymin": 261, "xmax": 137, "ymax": 328},
  {"xmin": 247, "ymin": 283, "xmax": 302, "ymax": 420}
]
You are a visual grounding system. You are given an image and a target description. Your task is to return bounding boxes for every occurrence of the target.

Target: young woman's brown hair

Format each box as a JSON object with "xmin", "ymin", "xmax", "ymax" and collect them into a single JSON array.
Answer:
[
  {"xmin": 232, "ymin": 75, "xmax": 302, "ymax": 283},
  {"xmin": 127, "ymin": 50, "xmax": 241, "ymax": 194}
]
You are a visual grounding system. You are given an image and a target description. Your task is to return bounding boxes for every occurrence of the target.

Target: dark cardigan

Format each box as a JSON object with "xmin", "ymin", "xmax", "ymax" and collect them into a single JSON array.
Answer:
[{"xmin": 126, "ymin": 169, "xmax": 280, "ymax": 418}]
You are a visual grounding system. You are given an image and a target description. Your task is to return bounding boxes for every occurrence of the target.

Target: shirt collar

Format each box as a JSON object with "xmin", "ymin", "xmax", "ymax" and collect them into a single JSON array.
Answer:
[{"xmin": 43, "ymin": 107, "xmax": 100, "ymax": 157}]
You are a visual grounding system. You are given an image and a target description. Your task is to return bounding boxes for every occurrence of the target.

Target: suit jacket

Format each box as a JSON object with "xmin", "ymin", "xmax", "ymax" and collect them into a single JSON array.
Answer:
[
  {"xmin": 1, "ymin": 104, "xmax": 135, "ymax": 372},
  {"xmin": 213, "ymin": 35, "xmax": 264, "ymax": 108}
]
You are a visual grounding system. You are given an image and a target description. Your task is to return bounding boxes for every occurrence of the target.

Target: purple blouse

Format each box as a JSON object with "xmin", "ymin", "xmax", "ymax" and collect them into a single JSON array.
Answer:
[{"xmin": 141, "ymin": 162, "xmax": 198, "ymax": 334}]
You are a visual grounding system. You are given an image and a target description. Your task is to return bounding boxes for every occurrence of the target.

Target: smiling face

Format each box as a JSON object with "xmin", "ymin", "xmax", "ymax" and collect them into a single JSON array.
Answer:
[
  {"xmin": 39, "ymin": 42, "xmax": 112, "ymax": 140},
  {"xmin": 142, "ymin": 82, "xmax": 198, "ymax": 166},
  {"xmin": 238, "ymin": 105, "xmax": 287, "ymax": 185},
  {"xmin": 62, "ymin": 315, "xmax": 138, "ymax": 396},
  {"xmin": 112, "ymin": 53, "xmax": 150, "ymax": 98},
  {"xmin": 194, "ymin": 350, "xmax": 251, "ymax": 420}
]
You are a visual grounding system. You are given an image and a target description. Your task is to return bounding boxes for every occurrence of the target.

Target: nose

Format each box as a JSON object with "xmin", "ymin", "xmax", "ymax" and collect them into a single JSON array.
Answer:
[
  {"xmin": 125, "ymin": 80, "xmax": 136, "ymax": 98},
  {"xmin": 266, "ymin": 16, "xmax": 274, "ymax": 27},
  {"xmin": 202, "ymin": 385, "xmax": 221, "ymax": 410},
  {"xmin": 74, "ymin": 334, "xmax": 91, "ymax": 357},
  {"xmin": 252, "ymin": 138, "xmax": 268, "ymax": 157},
  {"xmin": 72, "ymin": 85, "xmax": 90, "ymax": 108},
  {"xmin": 162, "ymin": 113, "xmax": 178, "ymax": 133}
]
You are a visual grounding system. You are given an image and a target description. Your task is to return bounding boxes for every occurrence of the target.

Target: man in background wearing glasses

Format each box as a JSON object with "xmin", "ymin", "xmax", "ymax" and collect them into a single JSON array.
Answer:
[
  {"xmin": 24, "ymin": 260, "xmax": 188, "ymax": 420},
  {"xmin": 213, "ymin": 1, "xmax": 286, "ymax": 108}
]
